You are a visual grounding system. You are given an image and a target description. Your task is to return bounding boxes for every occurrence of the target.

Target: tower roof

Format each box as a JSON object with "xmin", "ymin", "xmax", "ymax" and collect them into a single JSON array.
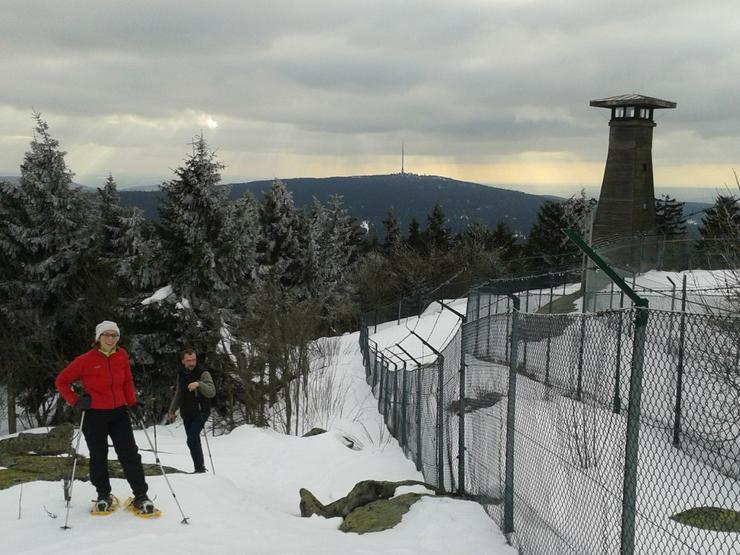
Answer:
[{"xmin": 590, "ymin": 94, "xmax": 676, "ymax": 109}]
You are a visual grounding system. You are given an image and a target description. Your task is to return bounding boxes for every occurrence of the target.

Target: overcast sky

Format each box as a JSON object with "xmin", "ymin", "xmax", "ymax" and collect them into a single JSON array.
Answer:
[{"xmin": 2, "ymin": 0, "xmax": 739, "ymax": 199}]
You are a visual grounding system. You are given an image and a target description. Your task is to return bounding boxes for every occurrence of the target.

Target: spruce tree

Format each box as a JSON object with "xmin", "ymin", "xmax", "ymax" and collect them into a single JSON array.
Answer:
[
  {"xmin": 256, "ymin": 180, "xmax": 309, "ymax": 292},
  {"xmin": 425, "ymin": 202, "xmax": 452, "ymax": 253},
  {"xmin": 157, "ymin": 133, "xmax": 229, "ymax": 305},
  {"xmin": 0, "ymin": 113, "xmax": 94, "ymax": 424},
  {"xmin": 308, "ymin": 194, "xmax": 361, "ymax": 331},
  {"xmin": 696, "ymin": 194, "xmax": 740, "ymax": 268},
  {"xmin": 524, "ymin": 195, "xmax": 594, "ymax": 272},
  {"xmin": 381, "ymin": 208, "xmax": 402, "ymax": 253},
  {"xmin": 655, "ymin": 194, "xmax": 687, "ymax": 238},
  {"xmin": 406, "ymin": 217, "xmax": 423, "ymax": 252}
]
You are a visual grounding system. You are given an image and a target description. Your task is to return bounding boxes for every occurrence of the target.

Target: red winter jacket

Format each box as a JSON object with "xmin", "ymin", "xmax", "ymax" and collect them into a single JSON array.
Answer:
[{"xmin": 55, "ymin": 347, "xmax": 138, "ymax": 409}]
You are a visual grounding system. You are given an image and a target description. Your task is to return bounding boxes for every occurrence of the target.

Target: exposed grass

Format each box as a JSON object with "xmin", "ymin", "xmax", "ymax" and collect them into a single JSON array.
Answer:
[
  {"xmin": 340, "ymin": 493, "xmax": 424, "ymax": 534},
  {"xmin": 670, "ymin": 507, "xmax": 740, "ymax": 533},
  {"xmin": 0, "ymin": 454, "xmax": 184, "ymax": 490}
]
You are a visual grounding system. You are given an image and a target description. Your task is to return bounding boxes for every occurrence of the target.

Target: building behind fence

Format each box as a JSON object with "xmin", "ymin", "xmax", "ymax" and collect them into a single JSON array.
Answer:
[{"xmin": 359, "ymin": 280, "xmax": 740, "ymax": 554}]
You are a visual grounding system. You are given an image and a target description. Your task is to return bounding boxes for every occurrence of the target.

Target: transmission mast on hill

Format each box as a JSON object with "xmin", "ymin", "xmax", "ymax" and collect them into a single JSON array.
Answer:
[{"xmin": 401, "ymin": 143, "xmax": 405, "ymax": 175}]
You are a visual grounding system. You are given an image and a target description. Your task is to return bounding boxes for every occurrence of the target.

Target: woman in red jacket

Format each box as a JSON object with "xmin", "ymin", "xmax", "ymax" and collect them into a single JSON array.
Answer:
[{"xmin": 55, "ymin": 320, "xmax": 155, "ymax": 514}]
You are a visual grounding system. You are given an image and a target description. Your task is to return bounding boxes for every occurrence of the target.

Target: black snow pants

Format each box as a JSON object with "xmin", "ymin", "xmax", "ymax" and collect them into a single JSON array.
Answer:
[{"xmin": 81, "ymin": 406, "xmax": 148, "ymax": 498}]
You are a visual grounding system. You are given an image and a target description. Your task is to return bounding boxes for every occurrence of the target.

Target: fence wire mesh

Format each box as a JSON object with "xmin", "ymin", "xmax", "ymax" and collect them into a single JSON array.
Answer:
[{"xmin": 360, "ymin": 292, "xmax": 740, "ymax": 554}]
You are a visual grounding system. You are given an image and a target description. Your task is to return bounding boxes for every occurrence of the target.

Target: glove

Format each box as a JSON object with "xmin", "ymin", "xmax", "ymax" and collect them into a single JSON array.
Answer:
[
  {"xmin": 74, "ymin": 395, "xmax": 92, "ymax": 411},
  {"xmin": 129, "ymin": 401, "xmax": 146, "ymax": 416}
]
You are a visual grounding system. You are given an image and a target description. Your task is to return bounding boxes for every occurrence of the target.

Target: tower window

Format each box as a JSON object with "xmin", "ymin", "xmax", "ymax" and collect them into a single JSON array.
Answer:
[
  {"xmin": 625, "ymin": 107, "xmax": 635, "ymax": 117},
  {"xmin": 614, "ymin": 107, "xmax": 625, "ymax": 118},
  {"xmin": 639, "ymin": 108, "xmax": 650, "ymax": 119}
]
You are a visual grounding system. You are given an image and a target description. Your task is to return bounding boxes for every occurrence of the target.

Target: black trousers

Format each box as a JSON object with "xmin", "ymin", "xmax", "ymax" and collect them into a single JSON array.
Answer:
[
  {"xmin": 183, "ymin": 414, "xmax": 208, "ymax": 470},
  {"xmin": 82, "ymin": 406, "xmax": 148, "ymax": 498}
]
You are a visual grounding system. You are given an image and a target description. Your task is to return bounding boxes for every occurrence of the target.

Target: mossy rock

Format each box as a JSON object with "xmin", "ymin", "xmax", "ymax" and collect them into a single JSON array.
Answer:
[
  {"xmin": 340, "ymin": 493, "xmax": 424, "ymax": 534},
  {"xmin": 300, "ymin": 479, "xmax": 438, "ymax": 519},
  {"xmin": 0, "ymin": 454, "xmax": 183, "ymax": 491},
  {"xmin": 671, "ymin": 507, "xmax": 740, "ymax": 532},
  {"xmin": 302, "ymin": 428, "xmax": 327, "ymax": 437},
  {"xmin": 0, "ymin": 423, "xmax": 73, "ymax": 456}
]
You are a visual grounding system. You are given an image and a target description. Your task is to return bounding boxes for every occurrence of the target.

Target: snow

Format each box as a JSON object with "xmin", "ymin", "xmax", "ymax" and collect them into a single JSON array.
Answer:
[
  {"xmin": 370, "ymin": 298, "xmax": 467, "ymax": 366},
  {"xmin": 140, "ymin": 285, "xmax": 173, "ymax": 305},
  {"xmin": 1, "ymin": 332, "xmax": 515, "ymax": 555}
]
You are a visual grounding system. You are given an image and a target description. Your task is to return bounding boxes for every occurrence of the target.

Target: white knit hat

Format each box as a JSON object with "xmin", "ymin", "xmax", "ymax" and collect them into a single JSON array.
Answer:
[{"xmin": 95, "ymin": 320, "xmax": 120, "ymax": 341}]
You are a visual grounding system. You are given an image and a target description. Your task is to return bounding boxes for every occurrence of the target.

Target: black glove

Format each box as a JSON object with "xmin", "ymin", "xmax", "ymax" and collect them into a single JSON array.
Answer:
[
  {"xmin": 74, "ymin": 395, "xmax": 92, "ymax": 411},
  {"xmin": 128, "ymin": 402, "xmax": 145, "ymax": 421}
]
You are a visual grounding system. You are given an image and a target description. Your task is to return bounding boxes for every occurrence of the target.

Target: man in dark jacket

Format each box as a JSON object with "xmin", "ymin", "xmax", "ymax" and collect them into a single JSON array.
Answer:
[{"xmin": 167, "ymin": 348, "xmax": 216, "ymax": 473}]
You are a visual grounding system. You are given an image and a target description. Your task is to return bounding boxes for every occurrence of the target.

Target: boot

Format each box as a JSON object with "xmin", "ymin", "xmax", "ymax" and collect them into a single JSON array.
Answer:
[
  {"xmin": 95, "ymin": 494, "xmax": 114, "ymax": 512},
  {"xmin": 132, "ymin": 494, "xmax": 155, "ymax": 514}
]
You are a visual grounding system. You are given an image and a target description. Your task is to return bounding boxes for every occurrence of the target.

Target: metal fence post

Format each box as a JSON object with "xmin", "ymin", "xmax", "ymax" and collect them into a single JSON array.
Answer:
[
  {"xmin": 576, "ymin": 313, "xmax": 586, "ymax": 401},
  {"xmin": 562, "ymin": 229, "xmax": 650, "ymax": 555},
  {"xmin": 435, "ymin": 299, "xmax": 468, "ymax": 496},
  {"xmin": 372, "ymin": 341, "xmax": 379, "ymax": 388},
  {"xmin": 390, "ymin": 362, "xmax": 398, "ymax": 433},
  {"xmin": 458, "ymin": 323, "xmax": 467, "ymax": 496},
  {"xmin": 401, "ymin": 361, "xmax": 408, "ymax": 452},
  {"xmin": 612, "ymin": 291, "xmax": 626, "ymax": 414},
  {"xmin": 672, "ymin": 276, "xmax": 688, "ymax": 447},
  {"xmin": 378, "ymin": 353, "xmax": 386, "ymax": 414},
  {"xmin": 620, "ymin": 304, "xmax": 649, "ymax": 555},
  {"xmin": 474, "ymin": 289, "xmax": 482, "ymax": 356},
  {"xmin": 416, "ymin": 363, "xmax": 422, "ymax": 471},
  {"xmin": 503, "ymin": 294, "xmax": 521, "ymax": 538},
  {"xmin": 437, "ymin": 354, "xmax": 445, "ymax": 489}
]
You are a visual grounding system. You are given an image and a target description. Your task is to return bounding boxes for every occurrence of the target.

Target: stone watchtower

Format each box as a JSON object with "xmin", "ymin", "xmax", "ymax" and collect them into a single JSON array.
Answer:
[{"xmin": 589, "ymin": 94, "xmax": 676, "ymax": 268}]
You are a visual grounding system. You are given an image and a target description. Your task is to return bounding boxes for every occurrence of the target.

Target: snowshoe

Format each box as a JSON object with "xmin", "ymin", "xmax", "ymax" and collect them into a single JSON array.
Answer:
[
  {"xmin": 90, "ymin": 494, "xmax": 119, "ymax": 515},
  {"xmin": 124, "ymin": 496, "xmax": 162, "ymax": 518}
]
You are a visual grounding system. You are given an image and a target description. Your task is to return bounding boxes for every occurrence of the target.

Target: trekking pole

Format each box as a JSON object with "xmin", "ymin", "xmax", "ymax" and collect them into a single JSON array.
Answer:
[
  {"xmin": 61, "ymin": 411, "xmax": 86, "ymax": 530},
  {"xmin": 152, "ymin": 397, "xmax": 158, "ymax": 457},
  {"xmin": 132, "ymin": 408, "xmax": 190, "ymax": 524},
  {"xmin": 201, "ymin": 420, "xmax": 215, "ymax": 475}
]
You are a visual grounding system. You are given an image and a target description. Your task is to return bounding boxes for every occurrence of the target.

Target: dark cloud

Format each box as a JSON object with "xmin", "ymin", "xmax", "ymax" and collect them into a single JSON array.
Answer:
[{"xmin": 1, "ymin": 1, "xmax": 738, "ymax": 186}]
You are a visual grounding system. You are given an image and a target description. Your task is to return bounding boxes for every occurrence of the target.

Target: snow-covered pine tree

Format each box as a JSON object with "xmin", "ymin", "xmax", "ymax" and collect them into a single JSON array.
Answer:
[
  {"xmin": 256, "ymin": 180, "xmax": 309, "ymax": 293},
  {"xmin": 425, "ymin": 202, "xmax": 452, "ymax": 254},
  {"xmin": 524, "ymin": 194, "xmax": 595, "ymax": 272},
  {"xmin": 655, "ymin": 194, "xmax": 687, "ymax": 238},
  {"xmin": 132, "ymin": 134, "xmax": 245, "ymax": 415},
  {"xmin": 696, "ymin": 194, "xmax": 740, "ymax": 269},
  {"xmin": 95, "ymin": 174, "xmax": 151, "ymax": 292},
  {"xmin": 308, "ymin": 194, "xmax": 361, "ymax": 331},
  {"xmin": 0, "ymin": 113, "xmax": 94, "ymax": 425},
  {"xmin": 157, "ymin": 133, "xmax": 229, "ymax": 306},
  {"xmin": 381, "ymin": 208, "xmax": 402, "ymax": 253}
]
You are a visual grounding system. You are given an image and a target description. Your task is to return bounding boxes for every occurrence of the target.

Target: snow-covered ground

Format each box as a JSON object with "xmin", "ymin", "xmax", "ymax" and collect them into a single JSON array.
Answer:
[{"xmin": 1, "ymin": 332, "xmax": 515, "ymax": 555}]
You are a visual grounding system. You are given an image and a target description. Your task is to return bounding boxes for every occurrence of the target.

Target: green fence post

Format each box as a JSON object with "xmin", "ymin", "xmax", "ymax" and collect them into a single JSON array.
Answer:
[
  {"xmin": 576, "ymin": 314, "xmax": 586, "ymax": 401},
  {"xmin": 620, "ymin": 304, "xmax": 649, "ymax": 555},
  {"xmin": 672, "ymin": 275, "xmax": 688, "ymax": 447},
  {"xmin": 416, "ymin": 364, "xmax": 422, "ymax": 471},
  {"xmin": 562, "ymin": 229, "xmax": 650, "ymax": 555},
  {"xmin": 392, "ymin": 361, "xmax": 399, "ymax": 435},
  {"xmin": 436, "ymin": 299, "xmax": 468, "ymax": 496},
  {"xmin": 612, "ymin": 292, "xmax": 625, "ymax": 414},
  {"xmin": 378, "ymin": 352, "xmax": 386, "ymax": 414},
  {"xmin": 401, "ymin": 361, "xmax": 408, "ymax": 452},
  {"xmin": 503, "ymin": 294, "xmax": 521, "ymax": 538},
  {"xmin": 458, "ymin": 323, "xmax": 467, "ymax": 496},
  {"xmin": 545, "ymin": 283, "xmax": 553, "ymax": 387},
  {"xmin": 397, "ymin": 343, "xmax": 422, "ymax": 472},
  {"xmin": 437, "ymin": 354, "xmax": 445, "ymax": 489},
  {"xmin": 475, "ymin": 289, "xmax": 482, "ymax": 356}
]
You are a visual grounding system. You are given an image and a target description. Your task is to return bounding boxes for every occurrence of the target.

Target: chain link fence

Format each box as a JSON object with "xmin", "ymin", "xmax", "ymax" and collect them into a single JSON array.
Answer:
[{"xmin": 359, "ymin": 283, "xmax": 740, "ymax": 554}]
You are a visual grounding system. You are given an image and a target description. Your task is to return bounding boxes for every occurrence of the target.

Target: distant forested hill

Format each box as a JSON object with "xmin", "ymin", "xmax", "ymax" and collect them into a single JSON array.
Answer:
[
  {"xmin": 119, "ymin": 173, "xmax": 553, "ymax": 236},
  {"xmin": 116, "ymin": 173, "xmax": 711, "ymax": 238}
]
